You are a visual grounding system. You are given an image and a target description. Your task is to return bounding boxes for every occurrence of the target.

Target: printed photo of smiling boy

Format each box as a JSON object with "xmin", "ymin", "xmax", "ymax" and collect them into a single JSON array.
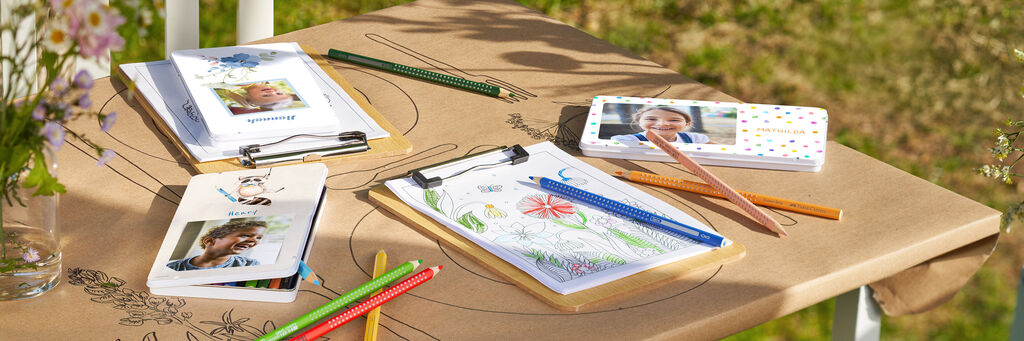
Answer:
[
  {"xmin": 601, "ymin": 104, "xmax": 737, "ymax": 146},
  {"xmin": 166, "ymin": 217, "xmax": 292, "ymax": 271},
  {"xmin": 211, "ymin": 79, "xmax": 307, "ymax": 115}
]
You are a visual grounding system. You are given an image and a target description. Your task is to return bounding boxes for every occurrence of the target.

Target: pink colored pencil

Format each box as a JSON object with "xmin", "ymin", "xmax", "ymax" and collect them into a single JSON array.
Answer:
[
  {"xmin": 645, "ymin": 131, "xmax": 787, "ymax": 236},
  {"xmin": 289, "ymin": 266, "xmax": 442, "ymax": 341}
]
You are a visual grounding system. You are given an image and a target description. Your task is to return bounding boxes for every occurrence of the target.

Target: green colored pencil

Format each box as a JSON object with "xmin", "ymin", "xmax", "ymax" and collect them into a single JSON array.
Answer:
[
  {"xmin": 256, "ymin": 259, "xmax": 423, "ymax": 341},
  {"xmin": 327, "ymin": 49, "xmax": 515, "ymax": 98}
]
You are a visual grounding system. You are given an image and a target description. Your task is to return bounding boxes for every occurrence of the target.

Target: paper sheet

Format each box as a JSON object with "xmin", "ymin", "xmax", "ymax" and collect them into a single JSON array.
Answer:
[
  {"xmin": 385, "ymin": 142, "xmax": 729, "ymax": 294},
  {"xmin": 119, "ymin": 43, "xmax": 389, "ymax": 162}
]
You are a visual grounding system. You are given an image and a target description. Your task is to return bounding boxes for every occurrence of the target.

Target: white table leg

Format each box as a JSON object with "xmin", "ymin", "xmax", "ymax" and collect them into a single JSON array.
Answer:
[
  {"xmin": 1012, "ymin": 266, "xmax": 1024, "ymax": 341},
  {"xmin": 236, "ymin": 0, "xmax": 274, "ymax": 44},
  {"xmin": 832, "ymin": 285, "xmax": 881, "ymax": 341}
]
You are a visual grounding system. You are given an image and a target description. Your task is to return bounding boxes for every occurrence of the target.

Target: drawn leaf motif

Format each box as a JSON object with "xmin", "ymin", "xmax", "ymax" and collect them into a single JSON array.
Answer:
[
  {"xmin": 577, "ymin": 211, "xmax": 587, "ymax": 225},
  {"xmin": 608, "ymin": 228, "xmax": 663, "ymax": 252},
  {"xmin": 635, "ymin": 225, "xmax": 688, "ymax": 251},
  {"xmin": 438, "ymin": 191, "xmax": 454, "ymax": 217},
  {"xmin": 550, "ymin": 219, "xmax": 586, "ymax": 229},
  {"xmin": 535, "ymin": 258, "xmax": 571, "ymax": 282},
  {"xmin": 90, "ymin": 295, "xmax": 117, "ymax": 303},
  {"xmin": 523, "ymin": 249, "xmax": 545, "ymax": 261},
  {"xmin": 602, "ymin": 253, "xmax": 627, "ymax": 264},
  {"xmin": 548, "ymin": 254, "xmax": 562, "ymax": 268},
  {"xmin": 456, "ymin": 212, "xmax": 486, "ymax": 233},
  {"xmin": 186, "ymin": 331, "xmax": 201, "ymax": 341},
  {"xmin": 424, "ymin": 189, "xmax": 441, "ymax": 213},
  {"xmin": 143, "ymin": 331, "xmax": 159, "ymax": 341},
  {"xmin": 262, "ymin": 320, "xmax": 277, "ymax": 334},
  {"xmin": 155, "ymin": 318, "xmax": 174, "ymax": 325},
  {"xmin": 119, "ymin": 317, "xmax": 144, "ymax": 326}
]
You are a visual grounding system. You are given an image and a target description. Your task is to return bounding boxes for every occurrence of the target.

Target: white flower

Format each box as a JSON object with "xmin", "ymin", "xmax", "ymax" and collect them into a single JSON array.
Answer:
[
  {"xmin": 42, "ymin": 19, "xmax": 72, "ymax": 53},
  {"xmin": 495, "ymin": 222, "xmax": 553, "ymax": 248}
]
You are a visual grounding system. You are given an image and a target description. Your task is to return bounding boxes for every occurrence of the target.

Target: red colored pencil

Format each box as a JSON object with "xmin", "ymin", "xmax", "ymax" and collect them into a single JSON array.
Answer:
[{"xmin": 288, "ymin": 266, "xmax": 442, "ymax": 341}]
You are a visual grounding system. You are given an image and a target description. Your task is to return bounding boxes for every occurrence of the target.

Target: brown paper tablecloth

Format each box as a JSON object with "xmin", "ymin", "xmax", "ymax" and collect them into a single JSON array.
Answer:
[{"xmin": 1, "ymin": 0, "xmax": 999, "ymax": 339}]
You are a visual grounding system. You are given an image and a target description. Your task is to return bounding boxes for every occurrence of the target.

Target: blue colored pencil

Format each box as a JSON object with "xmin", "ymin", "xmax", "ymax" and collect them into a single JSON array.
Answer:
[{"xmin": 529, "ymin": 176, "xmax": 724, "ymax": 247}]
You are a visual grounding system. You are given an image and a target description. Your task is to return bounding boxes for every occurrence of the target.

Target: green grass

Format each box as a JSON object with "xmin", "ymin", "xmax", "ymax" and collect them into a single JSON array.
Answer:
[{"xmin": 110, "ymin": 0, "xmax": 1024, "ymax": 339}]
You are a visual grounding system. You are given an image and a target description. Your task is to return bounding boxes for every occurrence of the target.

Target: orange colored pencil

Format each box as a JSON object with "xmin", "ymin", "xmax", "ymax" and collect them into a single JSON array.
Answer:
[
  {"xmin": 645, "ymin": 131, "xmax": 788, "ymax": 236},
  {"xmin": 615, "ymin": 170, "xmax": 842, "ymax": 220}
]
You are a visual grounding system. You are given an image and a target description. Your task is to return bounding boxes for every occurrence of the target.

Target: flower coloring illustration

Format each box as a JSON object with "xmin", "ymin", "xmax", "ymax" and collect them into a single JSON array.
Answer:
[
  {"xmin": 484, "ymin": 204, "xmax": 507, "ymax": 219},
  {"xmin": 517, "ymin": 194, "xmax": 574, "ymax": 219},
  {"xmin": 495, "ymin": 222, "xmax": 553, "ymax": 248},
  {"xmin": 197, "ymin": 51, "xmax": 277, "ymax": 83}
]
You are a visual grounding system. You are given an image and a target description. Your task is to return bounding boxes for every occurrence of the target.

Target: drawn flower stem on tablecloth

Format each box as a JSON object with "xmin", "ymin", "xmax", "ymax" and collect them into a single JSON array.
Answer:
[{"xmin": 66, "ymin": 268, "xmax": 287, "ymax": 341}]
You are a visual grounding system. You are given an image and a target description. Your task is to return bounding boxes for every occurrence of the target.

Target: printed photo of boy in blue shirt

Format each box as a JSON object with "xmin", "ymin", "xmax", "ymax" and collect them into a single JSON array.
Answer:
[{"xmin": 166, "ymin": 220, "xmax": 266, "ymax": 271}]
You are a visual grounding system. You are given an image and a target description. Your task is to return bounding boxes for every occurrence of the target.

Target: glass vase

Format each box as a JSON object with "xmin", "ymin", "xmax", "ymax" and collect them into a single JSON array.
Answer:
[{"xmin": 0, "ymin": 149, "xmax": 61, "ymax": 300}]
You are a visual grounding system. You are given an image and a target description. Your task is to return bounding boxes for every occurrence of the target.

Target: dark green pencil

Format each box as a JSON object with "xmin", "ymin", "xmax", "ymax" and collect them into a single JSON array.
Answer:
[{"xmin": 327, "ymin": 49, "xmax": 515, "ymax": 98}]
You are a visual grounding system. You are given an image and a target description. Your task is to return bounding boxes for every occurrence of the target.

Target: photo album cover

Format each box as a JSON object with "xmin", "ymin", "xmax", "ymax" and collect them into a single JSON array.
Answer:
[
  {"xmin": 170, "ymin": 43, "xmax": 343, "ymax": 143},
  {"xmin": 119, "ymin": 42, "xmax": 391, "ymax": 162},
  {"xmin": 146, "ymin": 163, "xmax": 328, "ymax": 301},
  {"xmin": 579, "ymin": 96, "xmax": 829, "ymax": 172}
]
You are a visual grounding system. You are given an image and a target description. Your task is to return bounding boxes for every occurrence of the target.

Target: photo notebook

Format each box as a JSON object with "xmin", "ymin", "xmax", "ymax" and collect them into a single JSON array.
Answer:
[
  {"xmin": 383, "ymin": 142, "xmax": 734, "ymax": 295},
  {"xmin": 146, "ymin": 163, "xmax": 327, "ymax": 302},
  {"xmin": 579, "ymin": 96, "xmax": 829, "ymax": 172},
  {"xmin": 119, "ymin": 42, "xmax": 392, "ymax": 164}
]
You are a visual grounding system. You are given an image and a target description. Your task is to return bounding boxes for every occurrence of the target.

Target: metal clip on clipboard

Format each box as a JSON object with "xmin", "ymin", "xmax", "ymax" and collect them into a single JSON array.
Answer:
[
  {"xmin": 408, "ymin": 144, "xmax": 529, "ymax": 189},
  {"xmin": 238, "ymin": 131, "xmax": 370, "ymax": 168}
]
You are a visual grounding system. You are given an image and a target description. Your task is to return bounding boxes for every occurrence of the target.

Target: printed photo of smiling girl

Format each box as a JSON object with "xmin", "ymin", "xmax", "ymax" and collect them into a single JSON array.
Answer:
[
  {"xmin": 609, "ymin": 106, "xmax": 715, "ymax": 145},
  {"xmin": 212, "ymin": 79, "xmax": 307, "ymax": 115},
  {"xmin": 166, "ymin": 219, "xmax": 270, "ymax": 271}
]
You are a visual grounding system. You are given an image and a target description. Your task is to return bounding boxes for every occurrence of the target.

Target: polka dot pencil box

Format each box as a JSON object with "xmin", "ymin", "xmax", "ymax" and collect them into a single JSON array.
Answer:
[{"xmin": 579, "ymin": 96, "xmax": 828, "ymax": 172}]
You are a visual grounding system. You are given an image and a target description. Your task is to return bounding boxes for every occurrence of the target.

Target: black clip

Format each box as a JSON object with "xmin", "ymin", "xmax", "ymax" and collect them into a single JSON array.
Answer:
[{"xmin": 408, "ymin": 144, "xmax": 530, "ymax": 189}]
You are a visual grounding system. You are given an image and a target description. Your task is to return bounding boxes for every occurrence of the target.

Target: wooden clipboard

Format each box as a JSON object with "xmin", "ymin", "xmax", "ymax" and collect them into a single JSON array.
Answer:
[
  {"xmin": 368, "ymin": 185, "xmax": 746, "ymax": 312},
  {"xmin": 116, "ymin": 44, "xmax": 411, "ymax": 174}
]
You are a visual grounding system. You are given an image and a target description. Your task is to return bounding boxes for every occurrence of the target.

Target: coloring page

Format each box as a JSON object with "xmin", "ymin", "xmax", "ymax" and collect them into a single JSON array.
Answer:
[{"xmin": 386, "ymin": 142, "xmax": 729, "ymax": 294}]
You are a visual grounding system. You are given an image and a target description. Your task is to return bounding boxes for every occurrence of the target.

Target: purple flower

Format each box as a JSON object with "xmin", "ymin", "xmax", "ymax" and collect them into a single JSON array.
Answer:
[
  {"xmin": 50, "ymin": 77, "xmax": 69, "ymax": 95},
  {"xmin": 100, "ymin": 112, "xmax": 116, "ymax": 132},
  {"xmin": 32, "ymin": 104, "xmax": 46, "ymax": 121},
  {"xmin": 96, "ymin": 149, "xmax": 116, "ymax": 166},
  {"xmin": 74, "ymin": 70, "xmax": 93, "ymax": 89},
  {"xmin": 78, "ymin": 93, "xmax": 91, "ymax": 109},
  {"xmin": 22, "ymin": 248, "xmax": 40, "ymax": 263},
  {"xmin": 41, "ymin": 121, "xmax": 65, "ymax": 150}
]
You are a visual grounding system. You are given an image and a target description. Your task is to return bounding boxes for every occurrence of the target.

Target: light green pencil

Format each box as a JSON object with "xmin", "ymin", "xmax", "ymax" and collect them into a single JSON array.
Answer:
[{"xmin": 256, "ymin": 259, "xmax": 423, "ymax": 341}]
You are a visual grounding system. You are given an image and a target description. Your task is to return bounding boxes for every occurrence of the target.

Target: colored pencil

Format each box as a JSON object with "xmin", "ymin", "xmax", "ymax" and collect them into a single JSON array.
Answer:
[
  {"xmin": 298, "ymin": 261, "xmax": 321, "ymax": 286},
  {"xmin": 615, "ymin": 170, "xmax": 843, "ymax": 220},
  {"xmin": 363, "ymin": 250, "xmax": 388, "ymax": 341},
  {"xmin": 256, "ymin": 260, "xmax": 423, "ymax": 341},
  {"xmin": 327, "ymin": 49, "xmax": 515, "ymax": 99},
  {"xmin": 644, "ymin": 131, "xmax": 788, "ymax": 236},
  {"xmin": 530, "ymin": 176, "xmax": 724, "ymax": 247},
  {"xmin": 289, "ymin": 266, "xmax": 442, "ymax": 341}
]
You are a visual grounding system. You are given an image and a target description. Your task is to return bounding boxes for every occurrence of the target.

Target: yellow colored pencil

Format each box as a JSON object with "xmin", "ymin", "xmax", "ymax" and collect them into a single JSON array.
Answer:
[
  {"xmin": 616, "ymin": 170, "xmax": 843, "ymax": 220},
  {"xmin": 364, "ymin": 250, "xmax": 388, "ymax": 341}
]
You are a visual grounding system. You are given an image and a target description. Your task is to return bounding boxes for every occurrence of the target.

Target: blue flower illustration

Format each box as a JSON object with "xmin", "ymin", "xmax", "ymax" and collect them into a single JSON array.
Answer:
[{"xmin": 219, "ymin": 53, "xmax": 261, "ymax": 68}]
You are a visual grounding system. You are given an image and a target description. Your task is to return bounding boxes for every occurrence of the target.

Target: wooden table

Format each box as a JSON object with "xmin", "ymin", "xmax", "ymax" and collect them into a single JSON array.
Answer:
[{"xmin": 2, "ymin": 0, "xmax": 999, "ymax": 339}]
